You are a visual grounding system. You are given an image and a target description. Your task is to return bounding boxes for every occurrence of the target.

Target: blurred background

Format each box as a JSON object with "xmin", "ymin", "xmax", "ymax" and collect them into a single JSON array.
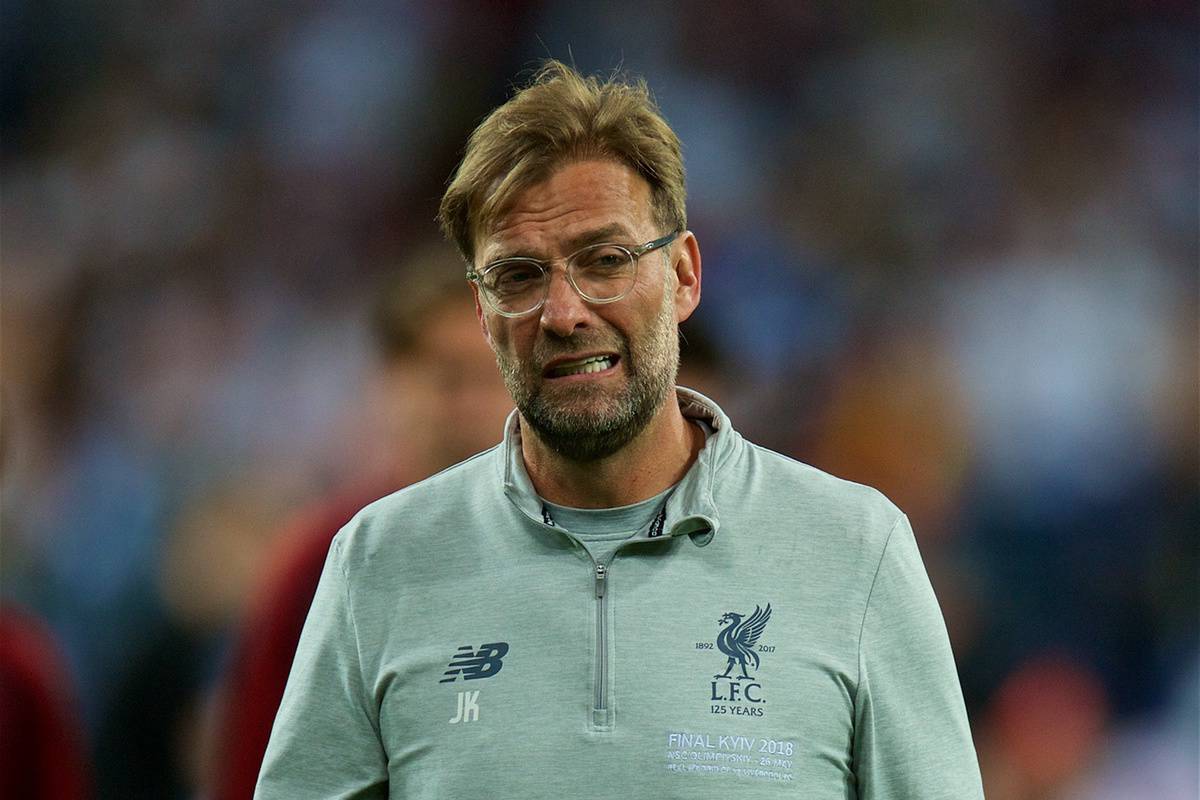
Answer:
[{"xmin": 1, "ymin": 1, "xmax": 1196, "ymax": 798}]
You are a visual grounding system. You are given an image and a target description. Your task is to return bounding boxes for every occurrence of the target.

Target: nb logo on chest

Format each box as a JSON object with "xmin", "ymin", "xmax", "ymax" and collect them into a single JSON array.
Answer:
[{"xmin": 439, "ymin": 642, "xmax": 509, "ymax": 682}]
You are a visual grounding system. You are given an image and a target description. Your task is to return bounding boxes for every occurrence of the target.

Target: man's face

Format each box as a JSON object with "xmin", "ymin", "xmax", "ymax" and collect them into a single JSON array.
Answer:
[{"xmin": 472, "ymin": 159, "xmax": 690, "ymax": 461}]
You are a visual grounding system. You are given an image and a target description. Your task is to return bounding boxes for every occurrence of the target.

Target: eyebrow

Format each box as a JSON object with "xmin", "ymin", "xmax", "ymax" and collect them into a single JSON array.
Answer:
[
  {"xmin": 561, "ymin": 223, "xmax": 634, "ymax": 253},
  {"xmin": 485, "ymin": 223, "xmax": 636, "ymax": 264}
]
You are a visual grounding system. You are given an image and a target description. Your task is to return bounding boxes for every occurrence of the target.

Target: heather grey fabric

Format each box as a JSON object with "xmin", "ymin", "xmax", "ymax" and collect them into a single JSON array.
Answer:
[{"xmin": 256, "ymin": 388, "xmax": 983, "ymax": 799}]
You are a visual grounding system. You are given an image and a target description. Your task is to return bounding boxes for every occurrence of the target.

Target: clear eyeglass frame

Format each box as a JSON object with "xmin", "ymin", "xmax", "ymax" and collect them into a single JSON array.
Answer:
[{"xmin": 467, "ymin": 229, "xmax": 681, "ymax": 317}]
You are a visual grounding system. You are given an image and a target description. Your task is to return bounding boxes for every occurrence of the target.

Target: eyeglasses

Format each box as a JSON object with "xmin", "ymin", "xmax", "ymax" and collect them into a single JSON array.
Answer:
[{"xmin": 467, "ymin": 230, "xmax": 680, "ymax": 317}]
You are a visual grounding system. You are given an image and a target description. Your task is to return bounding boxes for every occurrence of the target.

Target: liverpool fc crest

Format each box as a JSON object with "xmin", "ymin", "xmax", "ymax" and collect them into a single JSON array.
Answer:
[
  {"xmin": 707, "ymin": 604, "xmax": 772, "ymax": 717},
  {"xmin": 715, "ymin": 604, "xmax": 772, "ymax": 679}
]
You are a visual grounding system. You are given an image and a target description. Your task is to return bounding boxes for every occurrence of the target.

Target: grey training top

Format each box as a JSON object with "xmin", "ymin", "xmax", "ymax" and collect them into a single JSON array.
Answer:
[{"xmin": 257, "ymin": 388, "xmax": 984, "ymax": 799}]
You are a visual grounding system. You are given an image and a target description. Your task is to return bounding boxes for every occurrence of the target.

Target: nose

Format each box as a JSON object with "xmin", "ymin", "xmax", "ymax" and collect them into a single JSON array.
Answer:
[{"xmin": 538, "ymin": 267, "xmax": 590, "ymax": 338}]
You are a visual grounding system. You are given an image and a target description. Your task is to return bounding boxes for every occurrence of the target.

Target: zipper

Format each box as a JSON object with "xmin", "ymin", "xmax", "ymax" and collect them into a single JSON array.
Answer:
[
  {"xmin": 593, "ymin": 560, "xmax": 610, "ymax": 728},
  {"xmin": 587, "ymin": 509, "xmax": 668, "ymax": 729},
  {"xmin": 537, "ymin": 504, "xmax": 668, "ymax": 731}
]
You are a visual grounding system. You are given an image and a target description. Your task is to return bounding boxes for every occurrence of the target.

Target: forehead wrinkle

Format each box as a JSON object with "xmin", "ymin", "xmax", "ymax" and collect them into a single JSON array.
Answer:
[
  {"xmin": 478, "ymin": 160, "xmax": 652, "ymax": 263},
  {"xmin": 561, "ymin": 223, "xmax": 637, "ymax": 253},
  {"xmin": 484, "ymin": 222, "xmax": 642, "ymax": 267}
]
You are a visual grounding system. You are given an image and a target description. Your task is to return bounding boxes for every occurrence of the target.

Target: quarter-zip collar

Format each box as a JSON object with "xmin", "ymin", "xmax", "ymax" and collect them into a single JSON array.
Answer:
[{"xmin": 499, "ymin": 387, "xmax": 735, "ymax": 542}]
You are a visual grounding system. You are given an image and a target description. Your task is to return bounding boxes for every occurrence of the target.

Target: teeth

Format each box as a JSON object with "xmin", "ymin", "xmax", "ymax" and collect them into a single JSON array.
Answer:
[{"xmin": 550, "ymin": 355, "xmax": 614, "ymax": 377}]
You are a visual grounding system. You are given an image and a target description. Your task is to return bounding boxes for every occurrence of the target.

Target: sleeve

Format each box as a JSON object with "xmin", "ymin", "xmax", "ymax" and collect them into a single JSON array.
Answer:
[
  {"xmin": 852, "ymin": 514, "xmax": 984, "ymax": 800},
  {"xmin": 254, "ymin": 534, "xmax": 389, "ymax": 799}
]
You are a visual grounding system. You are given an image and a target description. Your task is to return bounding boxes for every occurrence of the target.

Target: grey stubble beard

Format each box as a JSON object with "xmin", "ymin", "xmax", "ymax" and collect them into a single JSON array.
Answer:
[{"xmin": 493, "ymin": 289, "xmax": 679, "ymax": 463}]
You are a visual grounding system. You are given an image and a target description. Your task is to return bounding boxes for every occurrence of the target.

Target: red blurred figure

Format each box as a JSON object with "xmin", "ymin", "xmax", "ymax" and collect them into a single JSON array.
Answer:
[
  {"xmin": 979, "ymin": 652, "xmax": 1110, "ymax": 798},
  {"xmin": 211, "ymin": 491, "xmax": 373, "ymax": 800},
  {"xmin": 0, "ymin": 608, "xmax": 91, "ymax": 800}
]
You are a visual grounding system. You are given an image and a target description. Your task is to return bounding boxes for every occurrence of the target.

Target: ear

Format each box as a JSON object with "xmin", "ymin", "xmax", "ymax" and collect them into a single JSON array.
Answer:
[
  {"xmin": 671, "ymin": 230, "xmax": 702, "ymax": 324},
  {"xmin": 469, "ymin": 281, "xmax": 494, "ymax": 346}
]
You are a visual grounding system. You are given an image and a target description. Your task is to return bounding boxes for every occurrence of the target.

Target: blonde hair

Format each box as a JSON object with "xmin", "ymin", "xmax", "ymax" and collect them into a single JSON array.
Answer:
[{"xmin": 439, "ymin": 60, "xmax": 686, "ymax": 264}]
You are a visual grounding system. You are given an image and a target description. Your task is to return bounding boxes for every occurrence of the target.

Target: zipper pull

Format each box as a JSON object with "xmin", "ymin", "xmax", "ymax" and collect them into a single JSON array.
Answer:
[{"xmin": 595, "ymin": 563, "xmax": 607, "ymax": 598}]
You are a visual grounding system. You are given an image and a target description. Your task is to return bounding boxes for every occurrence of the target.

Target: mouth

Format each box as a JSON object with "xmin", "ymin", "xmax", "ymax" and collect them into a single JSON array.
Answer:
[{"xmin": 543, "ymin": 353, "xmax": 620, "ymax": 379}]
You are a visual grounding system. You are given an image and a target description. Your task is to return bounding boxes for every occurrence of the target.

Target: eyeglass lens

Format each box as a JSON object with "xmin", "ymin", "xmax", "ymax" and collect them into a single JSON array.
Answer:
[{"xmin": 482, "ymin": 243, "xmax": 636, "ymax": 314}]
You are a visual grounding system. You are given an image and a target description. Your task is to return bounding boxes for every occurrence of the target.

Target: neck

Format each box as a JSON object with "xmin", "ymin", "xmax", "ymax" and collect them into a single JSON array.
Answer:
[{"xmin": 520, "ymin": 392, "xmax": 704, "ymax": 509}]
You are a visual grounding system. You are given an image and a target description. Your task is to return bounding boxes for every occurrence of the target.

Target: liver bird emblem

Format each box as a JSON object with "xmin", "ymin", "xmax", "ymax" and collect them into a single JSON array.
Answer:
[{"xmin": 715, "ymin": 604, "xmax": 772, "ymax": 680}]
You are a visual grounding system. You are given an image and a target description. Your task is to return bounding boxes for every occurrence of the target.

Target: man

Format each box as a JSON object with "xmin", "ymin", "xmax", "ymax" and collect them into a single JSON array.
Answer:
[{"xmin": 256, "ymin": 61, "xmax": 984, "ymax": 799}]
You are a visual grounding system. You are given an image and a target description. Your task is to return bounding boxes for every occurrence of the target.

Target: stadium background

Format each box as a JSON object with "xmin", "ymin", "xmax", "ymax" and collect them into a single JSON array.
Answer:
[{"xmin": 1, "ymin": 1, "xmax": 1196, "ymax": 797}]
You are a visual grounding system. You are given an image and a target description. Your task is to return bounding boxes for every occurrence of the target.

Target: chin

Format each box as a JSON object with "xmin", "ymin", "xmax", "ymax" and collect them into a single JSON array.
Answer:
[
  {"xmin": 529, "ymin": 411, "xmax": 641, "ymax": 462},
  {"xmin": 545, "ymin": 385, "xmax": 627, "ymax": 416}
]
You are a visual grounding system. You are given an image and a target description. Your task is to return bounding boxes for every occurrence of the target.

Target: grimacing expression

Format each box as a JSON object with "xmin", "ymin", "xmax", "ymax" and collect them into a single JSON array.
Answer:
[{"xmin": 474, "ymin": 159, "xmax": 684, "ymax": 461}]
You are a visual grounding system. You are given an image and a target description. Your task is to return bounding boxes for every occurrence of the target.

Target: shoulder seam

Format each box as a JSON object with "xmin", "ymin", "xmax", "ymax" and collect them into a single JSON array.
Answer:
[
  {"xmin": 422, "ymin": 444, "xmax": 500, "ymax": 482},
  {"xmin": 334, "ymin": 535, "xmax": 383, "ymax": 737},
  {"xmin": 372, "ymin": 445, "xmax": 501, "ymax": 505},
  {"xmin": 744, "ymin": 440, "xmax": 807, "ymax": 468},
  {"xmin": 855, "ymin": 512, "xmax": 907, "ymax": 691},
  {"xmin": 742, "ymin": 442, "xmax": 892, "ymax": 500}
]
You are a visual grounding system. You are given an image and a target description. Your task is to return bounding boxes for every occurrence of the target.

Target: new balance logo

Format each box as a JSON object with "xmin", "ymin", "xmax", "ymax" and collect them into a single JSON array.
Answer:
[{"xmin": 439, "ymin": 642, "xmax": 509, "ymax": 683}]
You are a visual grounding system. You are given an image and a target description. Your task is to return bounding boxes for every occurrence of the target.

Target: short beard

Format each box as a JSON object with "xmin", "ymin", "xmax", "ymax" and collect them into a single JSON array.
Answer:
[{"xmin": 496, "ymin": 290, "xmax": 679, "ymax": 463}]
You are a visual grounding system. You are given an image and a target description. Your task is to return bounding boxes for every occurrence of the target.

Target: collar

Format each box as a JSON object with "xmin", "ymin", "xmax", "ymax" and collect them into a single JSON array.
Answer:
[{"xmin": 498, "ymin": 387, "xmax": 738, "ymax": 545}]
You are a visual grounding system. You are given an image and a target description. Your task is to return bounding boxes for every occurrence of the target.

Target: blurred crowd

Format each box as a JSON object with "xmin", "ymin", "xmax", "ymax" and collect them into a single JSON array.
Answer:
[{"xmin": 1, "ymin": 1, "xmax": 1196, "ymax": 798}]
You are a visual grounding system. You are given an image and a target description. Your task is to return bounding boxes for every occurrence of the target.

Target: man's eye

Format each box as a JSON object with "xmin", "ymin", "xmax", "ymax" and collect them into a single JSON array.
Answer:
[
  {"xmin": 489, "ymin": 264, "xmax": 541, "ymax": 291},
  {"xmin": 577, "ymin": 248, "xmax": 628, "ymax": 271}
]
